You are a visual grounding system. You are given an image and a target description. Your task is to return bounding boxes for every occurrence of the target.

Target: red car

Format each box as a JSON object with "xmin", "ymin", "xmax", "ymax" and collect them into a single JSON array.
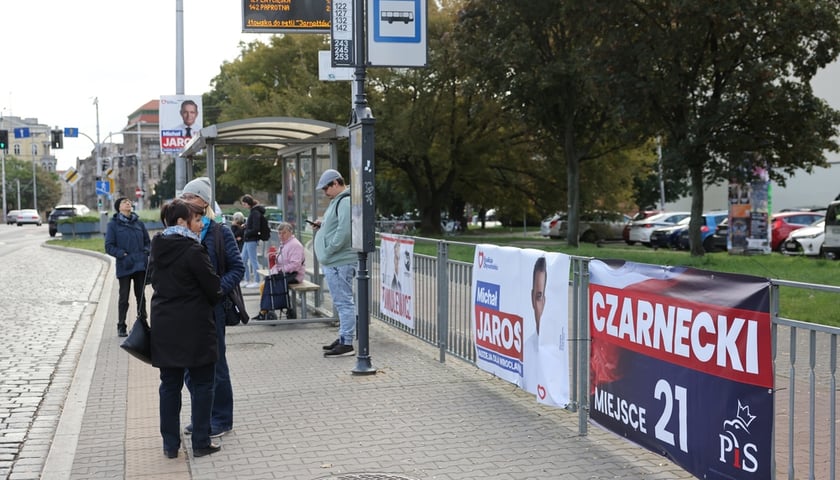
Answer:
[{"xmin": 771, "ymin": 211, "xmax": 825, "ymax": 251}]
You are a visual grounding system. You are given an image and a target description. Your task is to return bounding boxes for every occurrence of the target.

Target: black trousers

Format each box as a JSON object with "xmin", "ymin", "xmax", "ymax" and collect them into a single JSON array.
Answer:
[{"xmin": 118, "ymin": 270, "xmax": 147, "ymax": 326}]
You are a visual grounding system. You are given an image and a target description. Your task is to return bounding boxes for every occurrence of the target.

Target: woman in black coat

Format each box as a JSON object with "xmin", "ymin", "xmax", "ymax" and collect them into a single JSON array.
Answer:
[
  {"xmin": 149, "ymin": 199, "xmax": 223, "ymax": 459},
  {"xmin": 104, "ymin": 197, "xmax": 150, "ymax": 337}
]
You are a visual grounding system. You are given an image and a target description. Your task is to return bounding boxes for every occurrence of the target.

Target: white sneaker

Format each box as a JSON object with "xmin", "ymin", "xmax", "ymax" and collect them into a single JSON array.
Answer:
[{"xmin": 246, "ymin": 282, "xmax": 259, "ymax": 289}]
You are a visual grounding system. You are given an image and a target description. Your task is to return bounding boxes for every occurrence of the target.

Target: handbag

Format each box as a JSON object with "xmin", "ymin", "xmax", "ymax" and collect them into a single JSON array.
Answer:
[
  {"xmin": 215, "ymin": 223, "xmax": 250, "ymax": 326},
  {"xmin": 223, "ymin": 286, "xmax": 249, "ymax": 326},
  {"xmin": 120, "ymin": 265, "xmax": 152, "ymax": 364},
  {"xmin": 120, "ymin": 315, "xmax": 152, "ymax": 364}
]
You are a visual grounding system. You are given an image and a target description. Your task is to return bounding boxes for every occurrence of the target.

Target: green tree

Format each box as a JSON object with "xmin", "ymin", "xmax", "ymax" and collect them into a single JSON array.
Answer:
[
  {"xmin": 2, "ymin": 156, "xmax": 62, "ymax": 213},
  {"xmin": 371, "ymin": 1, "xmax": 534, "ymax": 233},
  {"xmin": 203, "ymin": 35, "xmax": 349, "ymax": 196},
  {"xmin": 455, "ymin": 0, "xmax": 647, "ymax": 246},
  {"xmin": 602, "ymin": 1, "xmax": 840, "ymax": 255}
]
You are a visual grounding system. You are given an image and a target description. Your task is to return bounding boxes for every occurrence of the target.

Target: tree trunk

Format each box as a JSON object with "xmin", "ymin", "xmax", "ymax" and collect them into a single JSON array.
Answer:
[{"xmin": 688, "ymin": 162, "xmax": 706, "ymax": 257}]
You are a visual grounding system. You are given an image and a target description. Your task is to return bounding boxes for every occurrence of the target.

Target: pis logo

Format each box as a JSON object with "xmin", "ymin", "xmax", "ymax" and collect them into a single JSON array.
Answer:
[{"xmin": 718, "ymin": 400, "xmax": 759, "ymax": 473}]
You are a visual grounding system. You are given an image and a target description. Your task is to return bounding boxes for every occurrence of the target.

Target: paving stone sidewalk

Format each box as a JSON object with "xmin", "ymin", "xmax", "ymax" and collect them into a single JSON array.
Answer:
[{"xmin": 42, "ymin": 252, "xmax": 692, "ymax": 480}]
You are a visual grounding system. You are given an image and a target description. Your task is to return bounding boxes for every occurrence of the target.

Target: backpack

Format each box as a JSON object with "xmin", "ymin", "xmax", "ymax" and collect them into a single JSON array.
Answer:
[{"xmin": 258, "ymin": 213, "xmax": 271, "ymax": 241}]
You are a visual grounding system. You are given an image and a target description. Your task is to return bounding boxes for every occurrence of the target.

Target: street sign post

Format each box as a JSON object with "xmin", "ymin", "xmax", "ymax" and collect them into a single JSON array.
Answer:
[
  {"xmin": 95, "ymin": 180, "xmax": 110, "ymax": 196},
  {"xmin": 63, "ymin": 167, "xmax": 81, "ymax": 186},
  {"xmin": 366, "ymin": 0, "xmax": 427, "ymax": 67}
]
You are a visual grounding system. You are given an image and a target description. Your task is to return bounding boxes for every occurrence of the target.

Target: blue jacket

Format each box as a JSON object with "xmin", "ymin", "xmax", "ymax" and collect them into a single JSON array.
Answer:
[
  {"xmin": 105, "ymin": 212, "xmax": 151, "ymax": 278},
  {"xmin": 201, "ymin": 220, "xmax": 246, "ymax": 330},
  {"xmin": 202, "ymin": 221, "xmax": 245, "ymax": 297}
]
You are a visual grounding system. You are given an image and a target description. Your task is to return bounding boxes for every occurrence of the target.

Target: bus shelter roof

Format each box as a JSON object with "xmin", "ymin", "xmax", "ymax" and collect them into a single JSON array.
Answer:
[{"xmin": 179, "ymin": 116, "xmax": 348, "ymax": 158}]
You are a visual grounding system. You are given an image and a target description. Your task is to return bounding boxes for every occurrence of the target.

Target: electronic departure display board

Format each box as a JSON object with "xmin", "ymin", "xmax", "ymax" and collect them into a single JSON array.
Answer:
[{"xmin": 243, "ymin": 0, "xmax": 331, "ymax": 33}]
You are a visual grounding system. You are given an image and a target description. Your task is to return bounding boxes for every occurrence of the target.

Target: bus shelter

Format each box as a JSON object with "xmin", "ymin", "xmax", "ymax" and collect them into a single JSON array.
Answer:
[
  {"xmin": 180, "ymin": 116, "xmax": 348, "ymax": 235},
  {"xmin": 180, "ymin": 117, "xmax": 349, "ymax": 310}
]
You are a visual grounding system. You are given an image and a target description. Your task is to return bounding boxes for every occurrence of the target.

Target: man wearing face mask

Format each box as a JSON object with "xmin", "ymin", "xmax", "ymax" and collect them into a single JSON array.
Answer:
[{"xmin": 179, "ymin": 177, "xmax": 245, "ymax": 439}]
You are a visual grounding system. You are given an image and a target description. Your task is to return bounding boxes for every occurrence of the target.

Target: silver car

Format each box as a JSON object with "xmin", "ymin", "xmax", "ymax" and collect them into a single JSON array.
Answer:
[
  {"xmin": 6, "ymin": 209, "xmax": 21, "ymax": 225},
  {"xmin": 15, "ymin": 209, "xmax": 42, "ymax": 226},
  {"xmin": 541, "ymin": 211, "xmax": 631, "ymax": 242},
  {"xmin": 627, "ymin": 211, "xmax": 690, "ymax": 246}
]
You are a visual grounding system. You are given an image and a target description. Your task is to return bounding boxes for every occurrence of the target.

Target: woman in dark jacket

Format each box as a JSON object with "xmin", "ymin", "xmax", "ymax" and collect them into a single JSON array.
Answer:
[
  {"xmin": 181, "ymin": 177, "xmax": 245, "ymax": 439},
  {"xmin": 149, "ymin": 199, "xmax": 223, "ymax": 459},
  {"xmin": 105, "ymin": 197, "xmax": 150, "ymax": 337}
]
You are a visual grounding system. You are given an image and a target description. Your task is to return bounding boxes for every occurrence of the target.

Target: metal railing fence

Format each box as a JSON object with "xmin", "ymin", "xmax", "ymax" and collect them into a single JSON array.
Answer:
[{"xmin": 367, "ymin": 235, "xmax": 839, "ymax": 480}]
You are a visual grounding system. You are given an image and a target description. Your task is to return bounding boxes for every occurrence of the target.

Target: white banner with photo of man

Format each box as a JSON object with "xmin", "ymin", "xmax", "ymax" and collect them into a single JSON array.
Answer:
[
  {"xmin": 159, "ymin": 95, "xmax": 203, "ymax": 153},
  {"xmin": 471, "ymin": 245, "xmax": 571, "ymax": 407},
  {"xmin": 379, "ymin": 234, "xmax": 415, "ymax": 328}
]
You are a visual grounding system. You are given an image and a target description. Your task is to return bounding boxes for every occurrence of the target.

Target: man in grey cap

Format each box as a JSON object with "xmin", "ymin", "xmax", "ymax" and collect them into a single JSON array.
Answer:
[{"xmin": 313, "ymin": 169, "xmax": 356, "ymax": 357}]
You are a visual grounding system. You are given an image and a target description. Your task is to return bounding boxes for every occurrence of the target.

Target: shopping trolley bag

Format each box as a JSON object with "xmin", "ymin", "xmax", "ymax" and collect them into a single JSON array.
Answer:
[{"xmin": 260, "ymin": 272, "xmax": 293, "ymax": 312}]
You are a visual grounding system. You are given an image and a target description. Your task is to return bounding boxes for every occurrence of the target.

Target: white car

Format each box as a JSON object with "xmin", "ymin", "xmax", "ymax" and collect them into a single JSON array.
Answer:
[
  {"xmin": 781, "ymin": 219, "xmax": 825, "ymax": 257},
  {"xmin": 15, "ymin": 209, "xmax": 42, "ymax": 226},
  {"xmin": 627, "ymin": 211, "xmax": 690, "ymax": 246},
  {"xmin": 540, "ymin": 212, "xmax": 565, "ymax": 238}
]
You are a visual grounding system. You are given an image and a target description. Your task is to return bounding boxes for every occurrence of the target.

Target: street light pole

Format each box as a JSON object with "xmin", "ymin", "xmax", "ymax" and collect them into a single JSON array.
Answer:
[
  {"xmin": 135, "ymin": 121, "xmax": 144, "ymax": 210},
  {"xmin": 31, "ymin": 143, "xmax": 38, "ymax": 210},
  {"xmin": 94, "ymin": 97, "xmax": 103, "ymax": 211}
]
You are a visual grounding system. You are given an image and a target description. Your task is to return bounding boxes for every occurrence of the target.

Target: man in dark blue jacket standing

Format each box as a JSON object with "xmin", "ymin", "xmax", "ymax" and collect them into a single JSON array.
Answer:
[{"xmin": 105, "ymin": 197, "xmax": 151, "ymax": 337}]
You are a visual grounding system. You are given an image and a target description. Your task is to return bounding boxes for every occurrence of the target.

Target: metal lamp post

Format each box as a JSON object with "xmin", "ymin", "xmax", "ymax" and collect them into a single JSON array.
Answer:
[{"xmin": 31, "ymin": 142, "xmax": 38, "ymax": 210}]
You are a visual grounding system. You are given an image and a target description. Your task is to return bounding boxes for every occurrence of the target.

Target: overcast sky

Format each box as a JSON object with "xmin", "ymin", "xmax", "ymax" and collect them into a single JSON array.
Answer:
[
  {"xmin": 1, "ymin": 1, "xmax": 838, "ymax": 170},
  {"xmin": 1, "ymin": 0, "xmax": 273, "ymax": 169}
]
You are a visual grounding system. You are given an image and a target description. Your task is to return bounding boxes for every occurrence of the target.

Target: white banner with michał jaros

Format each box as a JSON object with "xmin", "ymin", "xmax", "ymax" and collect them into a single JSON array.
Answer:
[
  {"xmin": 379, "ymin": 234, "xmax": 414, "ymax": 329},
  {"xmin": 159, "ymin": 95, "xmax": 203, "ymax": 153},
  {"xmin": 471, "ymin": 245, "xmax": 571, "ymax": 408}
]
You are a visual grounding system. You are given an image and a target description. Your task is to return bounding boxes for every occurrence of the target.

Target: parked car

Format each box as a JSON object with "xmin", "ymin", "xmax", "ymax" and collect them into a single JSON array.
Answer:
[
  {"xmin": 675, "ymin": 211, "xmax": 729, "ymax": 251},
  {"xmin": 48, "ymin": 204, "xmax": 91, "ymax": 237},
  {"xmin": 622, "ymin": 210, "xmax": 660, "ymax": 244},
  {"xmin": 540, "ymin": 212, "xmax": 565, "ymax": 238},
  {"xmin": 770, "ymin": 211, "xmax": 825, "ymax": 251},
  {"xmin": 649, "ymin": 217, "xmax": 690, "ymax": 249},
  {"xmin": 15, "ymin": 209, "xmax": 42, "ymax": 226},
  {"xmin": 781, "ymin": 219, "xmax": 825, "ymax": 257},
  {"xmin": 711, "ymin": 218, "xmax": 729, "ymax": 251},
  {"xmin": 540, "ymin": 211, "xmax": 630, "ymax": 242},
  {"xmin": 6, "ymin": 209, "xmax": 21, "ymax": 225},
  {"xmin": 626, "ymin": 211, "xmax": 690, "ymax": 246},
  {"xmin": 823, "ymin": 200, "xmax": 840, "ymax": 260}
]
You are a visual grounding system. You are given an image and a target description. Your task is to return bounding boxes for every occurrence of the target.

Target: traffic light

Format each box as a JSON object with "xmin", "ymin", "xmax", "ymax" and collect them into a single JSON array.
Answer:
[
  {"xmin": 51, "ymin": 129, "xmax": 64, "ymax": 149},
  {"xmin": 0, "ymin": 129, "xmax": 8, "ymax": 151}
]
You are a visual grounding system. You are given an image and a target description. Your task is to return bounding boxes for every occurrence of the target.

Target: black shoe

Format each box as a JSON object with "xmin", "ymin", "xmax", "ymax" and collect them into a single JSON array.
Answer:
[
  {"xmin": 322, "ymin": 339, "xmax": 340, "ymax": 351},
  {"xmin": 164, "ymin": 449, "xmax": 179, "ymax": 459},
  {"xmin": 193, "ymin": 443, "xmax": 221, "ymax": 457},
  {"xmin": 324, "ymin": 343, "xmax": 354, "ymax": 357},
  {"xmin": 286, "ymin": 308, "xmax": 296, "ymax": 319},
  {"xmin": 183, "ymin": 424, "xmax": 192, "ymax": 435},
  {"xmin": 252, "ymin": 312, "xmax": 268, "ymax": 321},
  {"xmin": 117, "ymin": 325, "xmax": 127, "ymax": 337}
]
